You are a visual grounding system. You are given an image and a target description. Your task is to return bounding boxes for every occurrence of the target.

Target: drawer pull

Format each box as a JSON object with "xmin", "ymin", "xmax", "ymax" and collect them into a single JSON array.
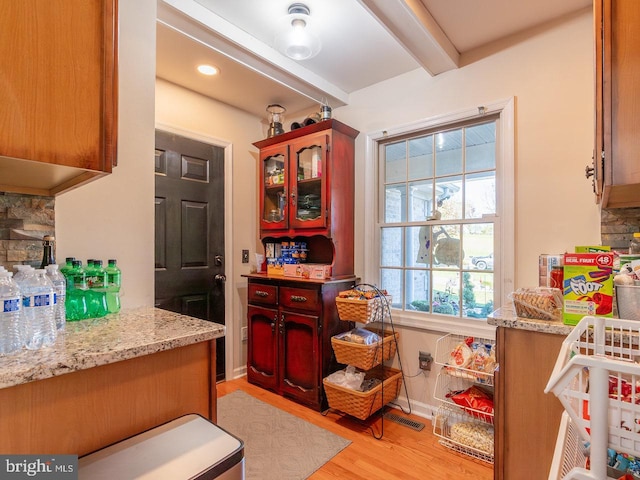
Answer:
[
  {"xmin": 255, "ymin": 290, "xmax": 270, "ymax": 297},
  {"xmin": 290, "ymin": 295, "xmax": 307, "ymax": 302}
]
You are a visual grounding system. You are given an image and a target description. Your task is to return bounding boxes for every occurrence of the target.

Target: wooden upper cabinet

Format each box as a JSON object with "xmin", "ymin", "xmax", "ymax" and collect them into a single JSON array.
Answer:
[
  {"xmin": 595, "ymin": 0, "xmax": 640, "ymax": 208},
  {"xmin": 0, "ymin": 0, "xmax": 118, "ymax": 196}
]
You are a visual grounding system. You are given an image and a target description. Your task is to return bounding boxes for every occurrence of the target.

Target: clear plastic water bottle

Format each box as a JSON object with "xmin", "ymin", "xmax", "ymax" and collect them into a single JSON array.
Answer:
[
  {"xmin": 0, "ymin": 271, "xmax": 23, "ymax": 355},
  {"xmin": 65, "ymin": 260, "xmax": 88, "ymax": 321},
  {"xmin": 13, "ymin": 264, "xmax": 34, "ymax": 284},
  {"xmin": 46, "ymin": 264, "xmax": 66, "ymax": 330},
  {"xmin": 105, "ymin": 259, "xmax": 121, "ymax": 313},
  {"xmin": 86, "ymin": 259, "xmax": 108, "ymax": 318},
  {"xmin": 13, "ymin": 265, "xmax": 34, "ymax": 344},
  {"xmin": 22, "ymin": 269, "xmax": 56, "ymax": 350}
]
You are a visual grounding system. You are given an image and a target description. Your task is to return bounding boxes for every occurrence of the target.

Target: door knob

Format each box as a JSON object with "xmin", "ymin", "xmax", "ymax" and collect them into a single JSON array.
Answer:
[{"xmin": 214, "ymin": 274, "xmax": 226, "ymax": 283}]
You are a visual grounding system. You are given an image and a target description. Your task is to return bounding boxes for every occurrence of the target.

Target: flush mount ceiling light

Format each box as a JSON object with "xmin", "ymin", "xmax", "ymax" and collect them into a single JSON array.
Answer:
[
  {"xmin": 274, "ymin": 3, "xmax": 321, "ymax": 61},
  {"xmin": 196, "ymin": 64, "xmax": 219, "ymax": 76}
]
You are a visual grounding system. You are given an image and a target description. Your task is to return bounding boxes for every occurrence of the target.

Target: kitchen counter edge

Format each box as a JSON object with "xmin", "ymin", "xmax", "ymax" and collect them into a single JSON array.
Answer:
[
  {"xmin": 487, "ymin": 305, "xmax": 574, "ymax": 336},
  {"xmin": 0, "ymin": 306, "xmax": 225, "ymax": 389}
]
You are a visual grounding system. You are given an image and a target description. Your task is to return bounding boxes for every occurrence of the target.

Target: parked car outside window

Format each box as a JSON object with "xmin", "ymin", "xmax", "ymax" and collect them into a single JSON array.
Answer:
[{"xmin": 471, "ymin": 254, "xmax": 493, "ymax": 270}]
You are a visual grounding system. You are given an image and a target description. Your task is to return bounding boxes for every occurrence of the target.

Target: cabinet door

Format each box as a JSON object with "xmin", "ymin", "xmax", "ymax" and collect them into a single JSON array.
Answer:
[
  {"xmin": 0, "ymin": 0, "xmax": 117, "ymax": 173},
  {"xmin": 247, "ymin": 305, "xmax": 279, "ymax": 391},
  {"xmin": 289, "ymin": 132, "xmax": 329, "ymax": 230},
  {"xmin": 278, "ymin": 311, "xmax": 320, "ymax": 406},
  {"xmin": 259, "ymin": 144, "xmax": 289, "ymax": 232},
  {"xmin": 597, "ymin": 0, "xmax": 640, "ymax": 208}
]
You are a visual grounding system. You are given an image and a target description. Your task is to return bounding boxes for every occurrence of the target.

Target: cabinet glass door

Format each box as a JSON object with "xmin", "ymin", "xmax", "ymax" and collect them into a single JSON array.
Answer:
[
  {"xmin": 290, "ymin": 133, "xmax": 327, "ymax": 229},
  {"xmin": 260, "ymin": 146, "xmax": 288, "ymax": 231}
]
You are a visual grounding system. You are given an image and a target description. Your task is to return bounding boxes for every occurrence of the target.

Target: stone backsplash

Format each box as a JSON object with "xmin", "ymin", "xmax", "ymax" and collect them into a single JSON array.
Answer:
[
  {"xmin": 0, "ymin": 192, "xmax": 55, "ymax": 270},
  {"xmin": 602, "ymin": 207, "xmax": 640, "ymax": 251}
]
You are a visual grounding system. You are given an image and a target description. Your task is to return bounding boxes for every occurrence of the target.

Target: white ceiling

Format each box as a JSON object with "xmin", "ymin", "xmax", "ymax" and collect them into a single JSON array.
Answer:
[{"xmin": 156, "ymin": 0, "xmax": 592, "ymax": 120}]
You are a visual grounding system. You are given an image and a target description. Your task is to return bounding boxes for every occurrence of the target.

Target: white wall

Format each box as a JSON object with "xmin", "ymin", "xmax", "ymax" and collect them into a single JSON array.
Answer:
[
  {"xmin": 334, "ymin": 8, "xmax": 600, "ymax": 416},
  {"xmin": 55, "ymin": 0, "xmax": 157, "ymax": 309},
  {"xmin": 155, "ymin": 78, "xmax": 263, "ymax": 378}
]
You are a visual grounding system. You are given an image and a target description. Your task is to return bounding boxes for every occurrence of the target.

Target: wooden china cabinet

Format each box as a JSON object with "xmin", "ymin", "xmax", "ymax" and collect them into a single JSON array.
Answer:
[{"xmin": 245, "ymin": 119, "xmax": 359, "ymax": 410}]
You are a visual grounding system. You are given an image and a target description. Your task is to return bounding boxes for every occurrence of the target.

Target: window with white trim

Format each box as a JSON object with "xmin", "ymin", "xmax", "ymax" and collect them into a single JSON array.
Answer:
[{"xmin": 369, "ymin": 102, "xmax": 514, "ymax": 327}]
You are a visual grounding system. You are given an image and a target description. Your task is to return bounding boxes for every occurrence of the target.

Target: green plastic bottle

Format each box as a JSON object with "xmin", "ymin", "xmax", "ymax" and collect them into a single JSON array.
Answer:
[
  {"xmin": 105, "ymin": 259, "xmax": 121, "ymax": 314},
  {"xmin": 86, "ymin": 260, "xmax": 108, "ymax": 318},
  {"xmin": 60, "ymin": 257, "xmax": 75, "ymax": 277},
  {"xmin": 65, "ymin": 260, "xmax": 88, "ymax": 321}
]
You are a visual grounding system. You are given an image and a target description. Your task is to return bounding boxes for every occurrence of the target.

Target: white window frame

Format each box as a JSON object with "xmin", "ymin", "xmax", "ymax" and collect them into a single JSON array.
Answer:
[{"xmin": 362, "ymin": 98, "xmax": 515, "ymax": 336}]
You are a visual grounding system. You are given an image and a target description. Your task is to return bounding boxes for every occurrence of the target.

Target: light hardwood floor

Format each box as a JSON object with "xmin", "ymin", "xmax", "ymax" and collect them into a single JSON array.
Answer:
[{"xmin": 217, "ymin": 377, "xmax": 493, "ymax": 480}]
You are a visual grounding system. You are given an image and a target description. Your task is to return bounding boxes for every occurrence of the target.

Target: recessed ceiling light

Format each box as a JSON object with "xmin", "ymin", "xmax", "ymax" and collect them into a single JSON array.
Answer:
[{"xmin": 197, "ymin": 64, "xmax": 219, "ymax": 76}]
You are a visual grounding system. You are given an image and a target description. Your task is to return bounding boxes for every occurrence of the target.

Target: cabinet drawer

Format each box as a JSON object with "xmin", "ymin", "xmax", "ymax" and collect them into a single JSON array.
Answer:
[
  {"xmin": 248, "ymin": 283, "xmax": 278, "ymax": 306},
  {"xmin": 280, "ymin": 286, "xmax": 320, "ymax": 313}
]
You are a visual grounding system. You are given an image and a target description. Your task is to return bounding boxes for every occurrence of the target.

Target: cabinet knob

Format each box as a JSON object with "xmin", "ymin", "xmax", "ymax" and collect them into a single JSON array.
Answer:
[
  {"xmin": 585, "ymin": 164, "xmax": 595, "ymax": 179},
  {"xmin": 255, "ymin": 290, "xmax": 269, "ymax": 297},
  {"xmin": 290, "ymin": 295, "xmax": 307, "ymax": 303}
]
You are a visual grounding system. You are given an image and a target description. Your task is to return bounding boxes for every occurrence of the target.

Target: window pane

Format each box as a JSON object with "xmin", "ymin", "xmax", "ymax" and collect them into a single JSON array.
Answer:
[
  {"xmin": 381, "ymin": 268, "xmax": 403, "ymax": 309},
  {"xmin": 435, "ymin": 129, "xmax": 462, "ymax": 176},
  {"xmin": 408, "ymin": 135, "xmax": 433, "ymax": 180},
  {"xmin": 406, "ymin": 270, "xmax": 430, "ymax": 311},
  {"xmin": 435, "ymin": 175, "xmax": 462, "ymax": 220},
  {"xmin": 407, "ymin": 226, "xmax": 432, "ymax": 266},
  {"xmin": 381, "ymin": 227, "xmax": 403, "ymax": 267},
  {"xmin": 384, "ymin": 142, "xmax": 406, "ymax": 183},
  {"xmin": 462, "ymin": 272, "xmax": 494, "ymax": 318},
  {"xmin": 385, "ymin": 184, "xmax": 406, "ymax": 222},
  {"xmin": 433, "ymin": 225, "xmax": 463, "ymax": 268},
  {"xmin": 463, "ymin": 223, "xmax": 494, "ymax": 270},
  {"xmin": 377, "ymin": 116, "xmax": 500, "ymax": 322},
  {"xmin": 408, "ymin": 181, "xmax": 433, "ymax": 222},
  {"xmin": 465, "ymin": 171, "xmax": 496, "ymax": 219},
  {"xmin": 466, "ymin": 123, "xmax": 496, "ymax": 172},
  {"xmin": 432, "ymin": 270, "xmax": 460, "ymax": 316}
]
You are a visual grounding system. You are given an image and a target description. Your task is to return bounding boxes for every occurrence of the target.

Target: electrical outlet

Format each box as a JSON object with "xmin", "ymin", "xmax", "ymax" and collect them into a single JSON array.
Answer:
[
  {"xmin": 241, "ymin": 326, "xmax": 248, "ymax": 341},
  {"xmin": 419, "ymin": 351, "xmax": 433, "ymax": 371},
  {"xmin": 242, "ymin": 249, "xmax": 249, "ymax": 263}
]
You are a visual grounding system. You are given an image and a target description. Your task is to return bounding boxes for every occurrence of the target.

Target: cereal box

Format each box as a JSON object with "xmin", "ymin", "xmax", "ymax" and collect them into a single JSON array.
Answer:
[
  {"xmin": 574, "ymin": 245, "xmax": 611, "ymax": 253},
  {"xmin": 562, "ymin": 252, "xmax": 614, "ymax": 325}
]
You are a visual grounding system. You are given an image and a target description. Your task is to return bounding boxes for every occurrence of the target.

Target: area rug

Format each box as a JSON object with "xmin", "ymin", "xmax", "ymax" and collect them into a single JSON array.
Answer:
[{"xmin": 217, "ymin": 390, "xmax": 351, "ymax": 480}]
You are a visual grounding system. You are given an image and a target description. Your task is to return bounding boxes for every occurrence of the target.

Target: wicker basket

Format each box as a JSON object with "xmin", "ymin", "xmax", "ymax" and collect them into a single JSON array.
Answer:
[
  {"xmin": 323, "ymin": 367, "xmax": 403, "ymax": 420},
  {"xmin": 335, "ymin": 295, "xmax": 392, "ymax": 323},
  {"xmin": 331, "ymin": 328, "xmax": 399, "ymax": 370}
]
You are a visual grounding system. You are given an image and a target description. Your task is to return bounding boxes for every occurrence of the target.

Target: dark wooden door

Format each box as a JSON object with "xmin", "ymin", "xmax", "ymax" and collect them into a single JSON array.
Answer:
[
  {"xmin": 154, "ymin": 130, "xmax": 225, "ymax": 381},
  {"xmin": 279, "ymin": 311, "xmax": 320, "ymax": 406},
  {"xmin": 247, "ymin": 305, "xmax": 279, "ymax": 391}
]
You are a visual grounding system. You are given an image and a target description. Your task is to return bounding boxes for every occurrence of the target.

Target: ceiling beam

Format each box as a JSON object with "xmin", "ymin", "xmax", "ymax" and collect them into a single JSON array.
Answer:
[
  {"xmin": 158, "ymin": 0, "xmax": 349, "ymax": 107},
  {"xmin": 358, "ymin": 0, "xmax": 459, "ymax": 76}
]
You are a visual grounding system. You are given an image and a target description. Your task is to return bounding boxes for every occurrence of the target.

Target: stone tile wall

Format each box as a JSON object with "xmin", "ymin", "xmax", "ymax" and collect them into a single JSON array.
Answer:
[
  {"xmin": 0, "ymin": 193, "xmax": 55, "ymax": 270},
  {"xmin": 601, "ymin": 207, "xmax": 640, "ymax": 251}
]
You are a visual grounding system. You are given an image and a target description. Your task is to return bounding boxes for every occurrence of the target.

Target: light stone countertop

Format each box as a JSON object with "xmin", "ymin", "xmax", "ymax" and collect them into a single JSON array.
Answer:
[
  {"xmin": 487, "ymin": 305, "xmax": 574, "ymax": 336},
  {"xmin": 0, "ymin": 306, "xmax": 225, "ymax": 389}
]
